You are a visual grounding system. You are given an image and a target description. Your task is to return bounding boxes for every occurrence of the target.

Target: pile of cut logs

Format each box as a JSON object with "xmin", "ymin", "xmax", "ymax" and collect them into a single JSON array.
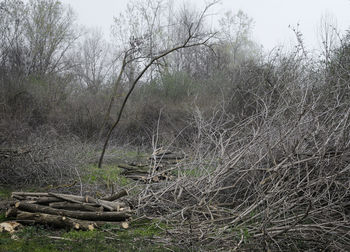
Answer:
[
  {"xmin": 5, "ymin": 190, "xmax": 131, "ymax": 230},
  {"xmin": 119, "ymin": 149, "xmax": 185, "ymax": 182}
]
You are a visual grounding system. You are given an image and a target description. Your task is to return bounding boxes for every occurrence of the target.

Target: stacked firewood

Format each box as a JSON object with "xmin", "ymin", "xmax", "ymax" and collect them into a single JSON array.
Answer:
[
  {"xmin": 119, "ymin": 149, "xmax": 185, "ymax": 182},
  {"xmin": 5, "ymin": 190, "xmax": 131, "ymax": 230}
]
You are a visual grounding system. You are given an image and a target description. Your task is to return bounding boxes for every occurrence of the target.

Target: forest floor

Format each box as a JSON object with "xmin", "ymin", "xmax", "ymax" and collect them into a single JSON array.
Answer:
[
  {"xmin": 0, "ymin": 149, "xmax": 197, "ymax": 252},
  {"xmin": 0, "ymin": 186, "xmax": 189, "ymax": 252}
]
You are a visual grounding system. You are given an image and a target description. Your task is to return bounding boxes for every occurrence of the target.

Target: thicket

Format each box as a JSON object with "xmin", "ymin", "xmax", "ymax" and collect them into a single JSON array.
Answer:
[{"xmin": 1, "ymin": 0, "xmax": 350, "ymax": 250}]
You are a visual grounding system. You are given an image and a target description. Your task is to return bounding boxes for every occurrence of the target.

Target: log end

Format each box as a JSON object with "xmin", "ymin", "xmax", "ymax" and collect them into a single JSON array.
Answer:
[
  {"xmin": 5, "ymin": 208, "xmax": 17, "ymax": 218},
  {"xmin": 121, "ymin": 222, "xmax": 129, "ymax": 229}
]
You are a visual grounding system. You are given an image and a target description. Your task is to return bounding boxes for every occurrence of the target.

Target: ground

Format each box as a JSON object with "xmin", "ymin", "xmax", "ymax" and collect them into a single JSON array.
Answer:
[
  {"xmin": 0, "ymin": 149, "xmax": 187, "ymax": 252},
  {"xmin": 0, "ymin": 204, "xmax": 178, "ymax": 252}
]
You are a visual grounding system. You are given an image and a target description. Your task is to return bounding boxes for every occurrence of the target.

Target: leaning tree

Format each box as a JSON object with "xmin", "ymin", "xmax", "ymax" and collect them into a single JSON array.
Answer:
[{"xmin": 98, "ymin": 0, "xmax": 219, "ymax": 168}]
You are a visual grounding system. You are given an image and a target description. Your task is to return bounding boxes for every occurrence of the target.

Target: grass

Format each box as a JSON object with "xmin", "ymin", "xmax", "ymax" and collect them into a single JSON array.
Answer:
[
  {"xmin": 0, "ymin": 213, "xmax": 6, "ymax": 222},
  {"xmin": 83, "ymin": 147, "xmax": 150, "ymax": 188},
  {"xmin": 83, "ymin": 164, "xmax": 133, "ymax": 189},
  {"xmin": 0, "ymin": 219, "xmax": 178, "ymax": 252},
  {"xmin": 0, "ymin": 187, "xmax": 12, "ymax": 199},
  {"xmin": 0, "ymin": 149, "xmax": 181, "ymax": 251}
]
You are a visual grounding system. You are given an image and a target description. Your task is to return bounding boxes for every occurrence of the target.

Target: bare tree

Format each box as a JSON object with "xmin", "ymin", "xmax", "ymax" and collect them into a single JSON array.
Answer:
[
  {"xmin": 318, "ymin": 13, "xmax": 339, "ymax": 70},
  {"xmin": 98, "ymin": 0, "xmax": 219, "ymax": 168},
  {"xmin": 219, "ymin": 10, "xmax": 258, "ymax": 66},
  {"xmin": 0, "ymin": 0, "xmax": 26, "ymax": 77},
  {"xmin": 73, "ymin": 29, "xmax": 113, "ymax": 94},
  {"xmin": 23, "ymin": 0, "xmax": 78, "ymax": 75},
  {"xmin": 0, "ymin": 0, "xmax": 78, "ymax": 112}
]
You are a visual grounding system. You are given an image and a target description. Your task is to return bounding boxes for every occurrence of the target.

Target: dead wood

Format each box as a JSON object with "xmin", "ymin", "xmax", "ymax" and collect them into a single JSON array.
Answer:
[
  {"xmin": 15, "ymin": 202, "xmax": 132, "ymax": 221},
  {"xmin": 7, "ymin": 208, "xmax": 95, "ymax": 230},
  {"xmin": 12, "ymin": 192, "xmax": 126, "ymax": 211},
  {"xmin": 102, "ymin": 189, "xmax": 128, "ymax": 202},
  {"xmin": 118, "ymin": 163, "xmax": 149, "ymax": 172},
  {"xmin": 92, "ymin": 221, "xmax": 129, "ymax": 229},
  {"xmin": 34, "ymin": 197, "xmax": 63, "ymax": 204},
  {"xmin": 12, "ymin": 192, "xmax": 50, "ymax": 197},
  {"xmin": 49, "ymin": 202, "xmax": 103, "ymax": 212},
  {"xmin": 48, "ymin": 193, "xmax": 121, "ymax": 211}
]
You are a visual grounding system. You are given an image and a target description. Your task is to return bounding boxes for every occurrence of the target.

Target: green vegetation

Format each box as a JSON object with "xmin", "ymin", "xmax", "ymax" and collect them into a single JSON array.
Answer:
[
  {"xmin": 0, "ymin": 213, "xmax": 6, "ymax": 222},
  {"xmin": 0, "ymin": 220, "xmax": 176, "ymax": 252},
  {"xmin": 84, "ymin": 164, "xmax": 123, "ymax": 186},
  {"xmin": 0, "ymin": 188, "xmax": 12, "ymax": 199}
]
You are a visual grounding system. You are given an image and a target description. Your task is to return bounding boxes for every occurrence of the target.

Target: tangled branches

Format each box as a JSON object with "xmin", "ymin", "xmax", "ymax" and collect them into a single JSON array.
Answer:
[
  {"xmin": 0, "ymin": 126, "xmax": 92, "ymax": 187},
  {"xmin": 136, "ymin": 92, "xmax": 350, "ymax": 250}
]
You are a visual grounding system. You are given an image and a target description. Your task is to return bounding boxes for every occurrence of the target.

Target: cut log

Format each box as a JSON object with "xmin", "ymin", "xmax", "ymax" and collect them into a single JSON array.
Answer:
[
  {"xmin": 118, "ymin": 163, "xmax": 149, "ymax": 172},
  {"xmin": 6, "ymin": 207, "xmax": 18, "ymax": 218},
  {"xmin": 102, "ymin": 190, "xmax": 128, "ymax": 201},
  {"xmin": 49, "ymin": 202, "xmax": 103, "ymax": 212},
  {"xmin": 9, "ymin": 209, "xmax": 95, "ymax": 230},
  {"xmin": 11, "ymin": 195, "xmax": 26, "ymax": 200},
  {"xmin": 0, "ymin": 221, "xmax": 22, "ymax": 234},
  {"xmin": 48, "ymin": 193, "xmax": 86, "ymax": 204},
  {"xmin": 12, "ymin": 192, "xmax": 124, "ymax": 211},
  {"xmin": 16, "ymin": 202, "xmax": 132, "ymax": 221},
  {"xmin": 12, "ymin": 192, "xmax": 50, "ymax": 197},
  {"xmin": 34, "ymin": 197, "xmax": 63, "ymax": 204},
  {"xmin": 48, "ymin": 193, "xmax": 121, "ymax": 211},
  {"xmin": 128, "ymin": 162, "xmax": 149, "ymax": 168},
  {"xmin": 92, "ymin": 221, "xmax": 129, "ymax": 229}
]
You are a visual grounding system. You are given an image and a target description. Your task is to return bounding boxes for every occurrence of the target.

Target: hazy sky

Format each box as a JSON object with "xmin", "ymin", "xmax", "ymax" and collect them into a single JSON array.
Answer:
[{"xmin": 60, "ymin": 0, "xmax": 350, "ymax": 51}]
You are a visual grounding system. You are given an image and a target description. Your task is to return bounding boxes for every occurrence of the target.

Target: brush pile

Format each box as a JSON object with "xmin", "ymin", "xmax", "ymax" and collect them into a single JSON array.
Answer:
[{"xmin": 5, "ymin": 190, "xmax": 131, "ymax": 231}]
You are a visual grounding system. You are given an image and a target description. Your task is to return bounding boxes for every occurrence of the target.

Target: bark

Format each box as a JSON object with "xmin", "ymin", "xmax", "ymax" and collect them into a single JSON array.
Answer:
[
  {"xmin": 12, "ymin": 192, "xmax": 124, "ymax": 211},
  {"xmin": 92, "ymin": 221, "xmax": 129, "ymax": 229},
  {"xmin": 49, "ymin": 202, "xmax": 104, "ymax": 212},
  {"xmin": 5, "ymin": 207, "xmax": 17, "ymax": 218},
  {"xmin": 35, "ymin": 197, "xmax": 63, "ymax": 204},
  {"xmin": 12, "ymin": 192, "xmax": 50, "ymax": 197},
  {"xmin": 7, "ymin": 208, "xmax": 95, "ymax": 230},
  {"xmin": 102, "ymin": 189, "xmax": 128, "ymax": 201},
  {"xmin": 16, "ymin": 202, "xmax": 132, "ymax": 221},
  {"xmin": 48, "ymin": 193, "xmax": 120, "ymax": 211}
]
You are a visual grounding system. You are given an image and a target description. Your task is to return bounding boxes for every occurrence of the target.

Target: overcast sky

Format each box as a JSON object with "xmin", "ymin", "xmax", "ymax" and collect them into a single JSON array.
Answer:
[{"xmin": 60, "ymin": 0, "xmax": 350, "ymax": 52}]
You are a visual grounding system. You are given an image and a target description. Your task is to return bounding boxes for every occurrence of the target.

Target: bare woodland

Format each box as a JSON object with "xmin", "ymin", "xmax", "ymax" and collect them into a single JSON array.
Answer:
[{"xmin": 1, "ymin": 0, "xmax": 350, "ymax": 250}]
